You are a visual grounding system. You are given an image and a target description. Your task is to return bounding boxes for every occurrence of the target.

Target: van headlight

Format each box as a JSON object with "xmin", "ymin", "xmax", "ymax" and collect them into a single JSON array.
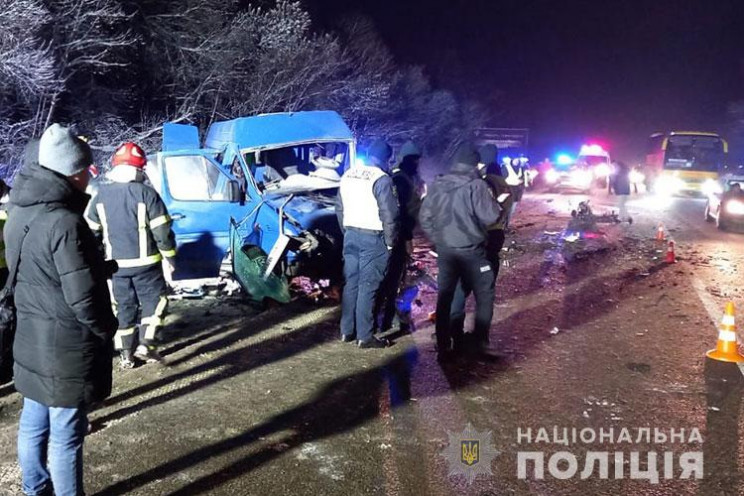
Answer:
[
  {"xmin": 702, "ymin": 179, "xmax": 723, "ymax": 197},
  {"xmin": 726, "ymin": 199, "xmax": 744, "ymax": 215},
  {"xmin": 545, "ymin": 168, "xmax": 559, "ymax": 184},
  {"xmin": 594, "ymin": 163, "xmax": 612, "ymax": 178}
]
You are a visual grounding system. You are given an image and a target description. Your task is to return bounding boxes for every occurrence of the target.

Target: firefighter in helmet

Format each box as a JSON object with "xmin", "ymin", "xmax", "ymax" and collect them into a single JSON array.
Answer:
[{"xmin": 86, "ymin": 142, "xmax": 176, "ymax": 368}]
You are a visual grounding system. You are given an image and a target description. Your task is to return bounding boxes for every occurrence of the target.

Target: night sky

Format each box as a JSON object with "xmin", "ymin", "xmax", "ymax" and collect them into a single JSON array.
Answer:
[{"xmin": 311, "ymin": 0, "xmax": 744, "ymax": 162}]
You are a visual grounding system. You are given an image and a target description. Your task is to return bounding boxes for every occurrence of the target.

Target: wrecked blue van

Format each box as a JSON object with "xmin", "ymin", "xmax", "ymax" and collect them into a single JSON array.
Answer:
[{"xmin": 145, "ymin": 111, "xmax": 354, "ymax": 302}]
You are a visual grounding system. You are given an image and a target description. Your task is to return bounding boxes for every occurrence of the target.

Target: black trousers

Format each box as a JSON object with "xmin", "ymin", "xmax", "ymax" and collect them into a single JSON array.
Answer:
[
  {"xmin": 435, "ymin": 246, "xmax": 495, "ymax": 353},
  {"xmin": 376, "ymin": 239, "xmax": 408, "ymax": 331},
  {"xmin": 449, "ymin": 230, "xmax": 505, "ymax": 343},
  {"xmin": 112, "ymin": 264, "xmax": 168, "ymax": 351}
]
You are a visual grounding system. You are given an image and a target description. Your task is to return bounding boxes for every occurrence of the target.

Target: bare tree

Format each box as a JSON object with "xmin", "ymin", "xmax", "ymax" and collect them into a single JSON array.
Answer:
[
  {"xmin": 39, "ymin": 0, "xmax": 137, "ymax": 132},
  {"xmin": 0, "ymin": 0, "xmax": 59, "ymax": 173}
]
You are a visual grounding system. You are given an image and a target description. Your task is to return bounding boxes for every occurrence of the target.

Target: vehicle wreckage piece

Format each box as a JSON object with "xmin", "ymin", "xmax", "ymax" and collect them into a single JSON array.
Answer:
[
  {"xmin": 570, "ymin": 200, "xmax": 624, "ymax": 224},
  {"xmin": 230, "ymin": 218, "xmax": 290, "ymax": 304}
]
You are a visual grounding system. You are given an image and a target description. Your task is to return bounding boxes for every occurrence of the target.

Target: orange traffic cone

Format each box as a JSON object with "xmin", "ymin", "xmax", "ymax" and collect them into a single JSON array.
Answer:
[
  {"xmin": 655, "ymin": 223, "xmax": 665, "ymax": 242},
  {"xmin": 428, "ymin": 311, "xmax": 437, "ymax": 323},
  {"xmin": 665, "ymin": 240, "xmax": 676, "ymax": 264},
  {"xmin": 706, "ymin": 302, "xmax": 744, "ymax": 363}
]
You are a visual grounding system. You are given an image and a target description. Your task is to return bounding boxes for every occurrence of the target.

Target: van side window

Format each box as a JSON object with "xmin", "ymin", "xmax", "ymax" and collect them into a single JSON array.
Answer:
[{"xmin": 164, "ymin": 155, "xmax": 231, "ymax": 201}]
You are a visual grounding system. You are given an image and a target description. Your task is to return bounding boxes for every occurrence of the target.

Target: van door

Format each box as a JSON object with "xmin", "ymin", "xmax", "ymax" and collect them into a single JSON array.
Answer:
[{"xmin": 157, "ymin": 152, "xmax": 244, "ymax": 279}]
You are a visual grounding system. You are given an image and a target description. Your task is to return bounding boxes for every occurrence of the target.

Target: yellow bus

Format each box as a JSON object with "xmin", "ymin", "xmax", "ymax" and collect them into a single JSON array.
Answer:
[{"xmin": 645, "ymin": 131, "xmax": 727, "ymax": 196}]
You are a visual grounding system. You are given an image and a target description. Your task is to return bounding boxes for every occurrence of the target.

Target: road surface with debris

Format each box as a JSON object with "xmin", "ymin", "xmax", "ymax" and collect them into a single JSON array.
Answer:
[{"xmin": 1, "ymin": 187, "xmax": 743, "ymax": 495}]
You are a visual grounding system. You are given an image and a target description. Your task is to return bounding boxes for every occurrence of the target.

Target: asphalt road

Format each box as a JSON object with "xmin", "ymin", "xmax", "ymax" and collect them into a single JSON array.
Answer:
[{"xmin": 1, "ymin": 186, "xmax": 743, "ymax": 496}]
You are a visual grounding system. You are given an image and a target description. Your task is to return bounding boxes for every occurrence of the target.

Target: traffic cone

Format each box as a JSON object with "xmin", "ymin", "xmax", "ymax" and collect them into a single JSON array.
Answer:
[
  {"xmin": 428, "ymin": 311, "xmax": 437, "ymax": 323},
  {"xmin": 655, "ymin": 223, "xmax": 665, "ymax": 242},
  {"xmin": 706, "ymin": 302, "xmax": 744, "ymax": 363},
  {"xmin": 665, "ymin": 240, "xmax": 676, "ymax": 264}
]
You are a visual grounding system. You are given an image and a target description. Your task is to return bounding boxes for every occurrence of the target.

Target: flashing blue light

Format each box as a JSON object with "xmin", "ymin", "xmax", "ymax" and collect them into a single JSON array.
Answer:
[{"xmin": 556, "ymin": 154, "xmax": 574, "ymax": 166}]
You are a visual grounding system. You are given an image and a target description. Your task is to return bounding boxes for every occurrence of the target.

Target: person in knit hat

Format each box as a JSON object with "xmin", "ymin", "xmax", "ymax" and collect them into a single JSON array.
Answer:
[
  {"xmin": 87, "ymin": 141, "xmax": 177, "ymax": 368},
  {"xmin": 6, "ymin": 123, "xmax": 118, "ymax": 495},
  {"xmin": 419, "ymin": 142, "xmax": 502, "ymax": 362},
  {"xmin": 335, "ymin": 139, "xmax": 400, "ymax": 349}
]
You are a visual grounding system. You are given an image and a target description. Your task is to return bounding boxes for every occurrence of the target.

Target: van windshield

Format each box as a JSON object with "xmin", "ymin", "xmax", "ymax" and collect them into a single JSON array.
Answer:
[{"xmin": 243, "ymin": 142, "xmax": 349, "ymax": 194}]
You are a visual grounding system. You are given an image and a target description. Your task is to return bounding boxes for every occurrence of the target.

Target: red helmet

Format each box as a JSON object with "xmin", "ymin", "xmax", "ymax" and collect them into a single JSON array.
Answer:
[{"xmin": 112, "ymin": 142, "xmax": 146, "ymax": 168}]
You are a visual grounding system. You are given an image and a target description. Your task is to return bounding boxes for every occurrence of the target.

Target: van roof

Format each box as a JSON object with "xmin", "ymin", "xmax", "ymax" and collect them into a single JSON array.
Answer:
[{"xmin": 205, "ymin": 111, "xmax": 354, "ymax": 151}]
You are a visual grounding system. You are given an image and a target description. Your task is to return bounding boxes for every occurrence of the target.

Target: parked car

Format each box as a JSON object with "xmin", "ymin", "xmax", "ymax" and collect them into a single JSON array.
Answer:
[{"xmin": 704, "ymin": 175, "xmax": 744, "ymax": 231}]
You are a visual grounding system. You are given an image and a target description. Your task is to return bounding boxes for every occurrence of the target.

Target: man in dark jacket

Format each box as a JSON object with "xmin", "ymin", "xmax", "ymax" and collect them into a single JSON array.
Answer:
[
  {"xmin": 420, "ymin": 143, "xmax": 502, "ymax": 362},
  {"xmin": 336, "ymin": 139, "xmax": 399, "ymax": 348},
  {"xmin": 377, "ymin": 141, "xmax": 424, "ymax": 333},
  {"xmin": 6, "ymin": 124, "xmax": 118, "ymax": 496},
  {"xmin": 612, "ymin": 161, "xmax": 632, "ymax": 222},
  {"xmin": 450, "ymin": 145, "xmax": 513, "ymax": 352},
  {"xmin": 87, "ymin": 142, "xmax": 176, "ymax": 368}
]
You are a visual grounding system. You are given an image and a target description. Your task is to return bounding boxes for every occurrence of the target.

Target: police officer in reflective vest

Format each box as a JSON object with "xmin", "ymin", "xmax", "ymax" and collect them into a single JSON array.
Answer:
[
  {"xmin": 86, "ymin": 142, "xmax": 176, "ymax": 368},
  {"xmin": 336, "ymin": 139, "xmax": 399, "ymax": 348}
]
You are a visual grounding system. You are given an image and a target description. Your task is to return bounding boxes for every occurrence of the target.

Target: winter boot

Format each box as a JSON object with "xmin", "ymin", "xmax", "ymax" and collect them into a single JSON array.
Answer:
[
  {"xmin": 119, "ymin": 350, "xmax": 136, "ymax": 369},
  {"xmin": 134, "ymin": 344, "xmax": 163, "ymax": 363}
]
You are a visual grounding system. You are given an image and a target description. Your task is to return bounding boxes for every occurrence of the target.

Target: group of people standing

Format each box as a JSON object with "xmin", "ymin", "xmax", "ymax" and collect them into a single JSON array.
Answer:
[
  {"xmin": 3, "ymin": 123, "xmax": 177, "ymax": 495},
  {"xmin": 336, "ymin": 139, "xmax": 515, "ymax": 362},
  {"xmin": 2, "ymin": 124, "xmax": 519, "ymax": 494}
]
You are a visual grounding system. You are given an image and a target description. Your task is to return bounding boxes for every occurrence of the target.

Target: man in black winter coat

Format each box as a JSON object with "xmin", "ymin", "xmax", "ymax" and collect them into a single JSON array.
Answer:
[
  {"xmin": 6, "ymin": 124, "xmax": 118, "ymax": 496},
  {"xmin": 420, "ymin": 143, "xmax": 502, "ymax": 362}
]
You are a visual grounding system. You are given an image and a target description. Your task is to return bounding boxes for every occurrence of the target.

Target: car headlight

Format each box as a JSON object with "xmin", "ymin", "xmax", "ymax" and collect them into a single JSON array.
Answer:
[
  {"xmin": 570, "ymin": 169, "xmax": 592, "ymax": 187},
  {"xmin": 702, "ymin": 179, "xmax": 723, "ymax": 197},
  {"xmin": 726, "ymin": 199, "xmax": 744, "ymax": 215},
  {"xmin": 655, "ymin": 176, "xmax": 684, "ymax": 196},
  {"xmin": 545, "ymin": 169, "xmax": 559, "ymax": 183}
]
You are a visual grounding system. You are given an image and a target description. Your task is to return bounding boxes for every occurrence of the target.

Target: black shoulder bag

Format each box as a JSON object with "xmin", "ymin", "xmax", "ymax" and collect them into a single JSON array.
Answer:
[{"xmin": 0, "ymin": 212, "xmax": 40, "ymax": 383}]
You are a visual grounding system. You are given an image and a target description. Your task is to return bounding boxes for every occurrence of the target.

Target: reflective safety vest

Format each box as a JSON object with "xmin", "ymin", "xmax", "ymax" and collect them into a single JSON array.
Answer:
[
  {"xmin": 86, "ymin": 180, "xmax": 176, "ymax": 271},
  {"xmin": 339, "ymin": 165, "xmax": 387, "ymax": 231}
]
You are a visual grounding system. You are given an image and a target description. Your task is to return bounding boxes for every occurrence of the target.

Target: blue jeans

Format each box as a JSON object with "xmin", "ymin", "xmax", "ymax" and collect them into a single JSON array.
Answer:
[
  {"xmin": 18, "ymin": 397, "xmax": 88, "ymax": 496},
  {"xmin": 341, "ymin": 229, "xmax": 390, "ymax": 343}
]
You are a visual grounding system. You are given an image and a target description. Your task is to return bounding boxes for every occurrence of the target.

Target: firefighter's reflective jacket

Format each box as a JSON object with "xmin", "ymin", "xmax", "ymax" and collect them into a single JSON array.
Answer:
[{"xmin": 86, "ymin": 181, "xmax": 176, "ymax": 272}]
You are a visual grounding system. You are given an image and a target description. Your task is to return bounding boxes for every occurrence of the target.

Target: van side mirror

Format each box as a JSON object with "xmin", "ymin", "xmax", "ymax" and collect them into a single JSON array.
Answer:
[{"xmin": 227, "ymin": 180, "xmax": 242, "ymax": 203}]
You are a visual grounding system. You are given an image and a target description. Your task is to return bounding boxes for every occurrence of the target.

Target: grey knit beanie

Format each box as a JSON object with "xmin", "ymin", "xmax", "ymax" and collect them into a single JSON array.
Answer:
[{"xmin": 38, "ymin": 123, "xmax": 93, "ymax": 177}]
